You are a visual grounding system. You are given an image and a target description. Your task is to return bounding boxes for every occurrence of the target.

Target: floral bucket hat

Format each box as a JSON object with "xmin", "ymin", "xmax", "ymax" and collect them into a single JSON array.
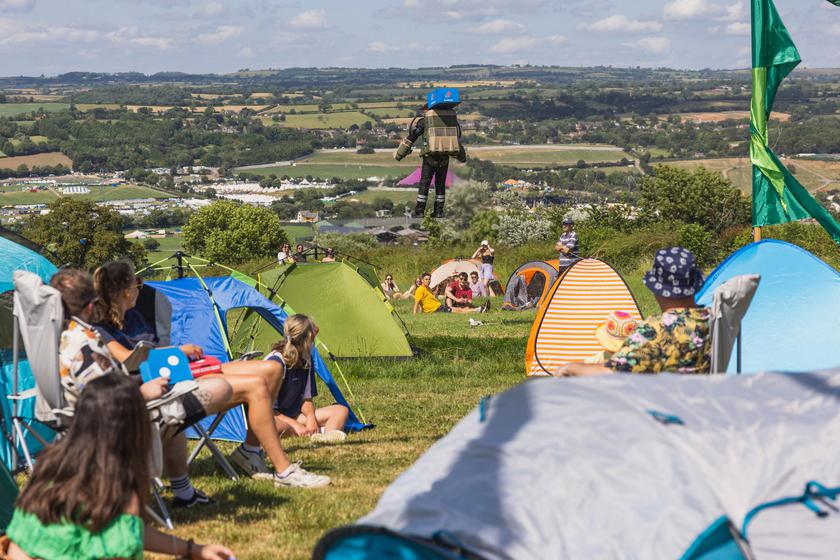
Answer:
[
  {"xmin": 643, "ymin": 247, "xmax": 704, "ymax": 298},
  {"xmin": 595, "ymin": 310, "xmax": 638, "ymax": 353}
]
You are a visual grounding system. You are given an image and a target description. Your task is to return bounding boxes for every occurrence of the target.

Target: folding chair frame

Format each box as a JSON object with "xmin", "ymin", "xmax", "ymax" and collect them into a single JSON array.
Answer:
[{"xmin": 187, "ymin": 416, "xmax": 239, "ymax": 480}]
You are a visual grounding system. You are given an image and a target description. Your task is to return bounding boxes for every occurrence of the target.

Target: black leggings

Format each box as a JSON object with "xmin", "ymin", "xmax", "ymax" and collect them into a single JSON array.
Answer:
[{"xmin": 417, "ymin": 158, "xmax": 448, "ymax": 205}]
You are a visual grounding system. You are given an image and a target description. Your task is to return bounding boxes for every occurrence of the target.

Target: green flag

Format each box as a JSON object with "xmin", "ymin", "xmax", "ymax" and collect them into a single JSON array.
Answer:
[
  {"xmin": 827, "ymin": 0, "xmax": 840, "ymax": 6},
  {"xmin": 750, "ymin": 0, "xmax": 840, "ymax": 243}
]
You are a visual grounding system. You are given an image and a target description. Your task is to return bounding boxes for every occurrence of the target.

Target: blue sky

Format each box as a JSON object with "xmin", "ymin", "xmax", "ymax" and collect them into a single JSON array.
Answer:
[{"xmin": 0, "ymin": 0, "xmax": 839, "ymax": 75}]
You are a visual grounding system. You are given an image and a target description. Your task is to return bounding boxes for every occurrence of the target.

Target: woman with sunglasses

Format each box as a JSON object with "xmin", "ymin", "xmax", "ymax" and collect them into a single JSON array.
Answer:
[
  {"xmin": 92, "ymin": 261, "xmax": 331, "ymax": 490},
  {"xmin": 380, "ymin": 273, "xmax": 401, "ymax": 300}
]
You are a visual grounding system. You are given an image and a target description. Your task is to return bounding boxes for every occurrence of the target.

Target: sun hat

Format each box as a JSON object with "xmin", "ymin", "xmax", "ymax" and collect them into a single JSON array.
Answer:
[
  {"xmin": 594, "ymin": 310, "xmax": 638, "ymax": 352},
  {"xmin": 643, "ymin": 247, "xmax": 704, "ymax": 298},
  {"xmin": 481, "ymin": 240, "xmax": 489, "ymax": 246},
  {"xmin": 562, "ymin": 217, "xmax": 574, "ymax": 225}
]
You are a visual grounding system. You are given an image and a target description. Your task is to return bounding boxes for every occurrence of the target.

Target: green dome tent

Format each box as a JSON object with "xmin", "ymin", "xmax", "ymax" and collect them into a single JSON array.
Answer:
[{"xmin": 250, "ymin": 261, "xmax": 413, "ymax": 359}]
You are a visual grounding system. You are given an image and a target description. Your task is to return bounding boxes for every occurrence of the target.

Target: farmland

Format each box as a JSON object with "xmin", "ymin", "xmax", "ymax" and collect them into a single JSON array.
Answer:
[
  {"xmin": 0, "ymin": 102, "xmax": 69, "ymax": 117},
  {"xmin": 0, "ymin": 152, "xmax": 72, "ymax": 169},
  {"xmin": 668, "ymin": 156, "xmax": 840, "ymax": 192},
  {"xmin": 271, "ymin": 112, "xmax": 374, "ymax": 129}
]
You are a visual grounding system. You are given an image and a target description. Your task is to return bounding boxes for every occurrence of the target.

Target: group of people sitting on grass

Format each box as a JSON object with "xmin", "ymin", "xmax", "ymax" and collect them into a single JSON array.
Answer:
[
  {"xmin": 4, "ymin": 261, "xmax": 351, "ymax": 559},
  {"xmin": 410, "ymin": 271, "xmax": 491, "ymax": 314},
  {"xmin": 277, "ymin": 243, "xmax": 336, "ymax": 264}
]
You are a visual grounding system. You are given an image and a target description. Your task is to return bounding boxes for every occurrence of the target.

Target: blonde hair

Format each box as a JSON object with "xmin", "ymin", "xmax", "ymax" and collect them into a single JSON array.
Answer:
[{"xmin": 271, "ymin": 314, "xmax": 317, "ymax": 369}]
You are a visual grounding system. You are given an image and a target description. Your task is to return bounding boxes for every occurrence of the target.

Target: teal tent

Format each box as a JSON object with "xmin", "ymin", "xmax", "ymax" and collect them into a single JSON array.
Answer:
[{"xmin": 0, "ymin": 230, "xmax": 58, "ymax": 470}]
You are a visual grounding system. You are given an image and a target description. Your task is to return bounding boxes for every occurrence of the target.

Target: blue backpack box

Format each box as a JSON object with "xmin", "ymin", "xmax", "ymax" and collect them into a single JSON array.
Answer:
[{"xmin": 427, "ymin": 88, "xmax": 461, "ymax": 110}]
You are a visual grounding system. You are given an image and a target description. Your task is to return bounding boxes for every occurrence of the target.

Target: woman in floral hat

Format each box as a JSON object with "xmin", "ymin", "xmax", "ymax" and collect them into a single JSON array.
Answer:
[{"xmin": 556, "ymin": 247, "xmax": 711, "ymax": 376}]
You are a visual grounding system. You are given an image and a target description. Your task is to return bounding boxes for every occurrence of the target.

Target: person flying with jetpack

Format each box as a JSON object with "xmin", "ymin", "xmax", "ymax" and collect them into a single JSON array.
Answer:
[{"xmin": 394, "ymin": 88, "xmax": 467, "ymax": 218}]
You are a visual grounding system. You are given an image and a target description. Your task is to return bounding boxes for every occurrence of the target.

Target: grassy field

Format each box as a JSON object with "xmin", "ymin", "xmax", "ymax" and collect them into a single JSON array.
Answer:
[
  {"xmin": 145, "ymin": 234, "xmax": 186, "ymax": 264},
  {"xmin": 274, "ymin": 112, "xmax": 374, "ymax": 129},
  {"xmin": 243, "ymin": 163, "xmax": 419, "ymax": 180},
  {"xmin": 350, "ymin": 189, "xmax": 417, "ymax": 206},
  {"xmin": 82, "ymin": 185, "xmax": 176, "ymax": 201},
  {"xmin": 0, "ymin": 102, "xmax": 69, "ymax": 117},
  {"xmin": 668, "ymin": 157, "xmax": 840, "ymax": 193},
  {"xmin": 0, "ymin": 152, "xmax": 72, "ymax": 169},
  {"xmin": 282, "ymin": 224, "xmax": 315, "ymax": 243},
  {"xmin": 0, "ymin": 188, "xmax": 58, "ymax": 205},
  {"xmin": 470, "ymin": 145, "xmax": 631, "ymax": 167}
]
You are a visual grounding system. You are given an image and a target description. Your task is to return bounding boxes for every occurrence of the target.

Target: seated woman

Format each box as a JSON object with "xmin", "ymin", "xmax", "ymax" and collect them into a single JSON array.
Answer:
[
  {"xmin": 399, "ymin": 277, "xmax": 421, "ymax": 300},
  {"xmin": 92, "ymin": 261, "xmax": 330, "ymax": 489},
  {"xmin": 5, "ymin": 374, "xmax": 234, "ymax": 560},
  {"xmin": 380, "ymin": 274, "xmax": 401, "ymax": 300},
  {"xmin": 266, "ymin": 315, "xmax": 349, "ymax": 443},
  {"xmin": 321, "ymin": 248, "xmax": 336, "ymax": 262}
]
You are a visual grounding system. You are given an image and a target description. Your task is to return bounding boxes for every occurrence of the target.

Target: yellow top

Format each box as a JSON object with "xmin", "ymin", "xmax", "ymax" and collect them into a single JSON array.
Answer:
[{"xmin": 414, "ymin": 285, "xmax": 441, "ymax": 313}]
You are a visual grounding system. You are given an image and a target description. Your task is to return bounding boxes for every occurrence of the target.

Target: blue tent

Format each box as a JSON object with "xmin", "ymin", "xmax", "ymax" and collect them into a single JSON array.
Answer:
[
  {"xmin": 0, "ymin": 234, "xmax": 58, "ymax": 470},
  {"xmin": 696, "ymin": 240, "xmax": 840, "ymax": 373},
  {"xmin": 147, "ymin": 276, "xmax": 369, "ymax": 440}
]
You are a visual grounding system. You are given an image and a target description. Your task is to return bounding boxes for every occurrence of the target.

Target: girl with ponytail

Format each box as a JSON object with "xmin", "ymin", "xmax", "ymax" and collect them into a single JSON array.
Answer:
[{"xmin": 267, "ymin": 315, "xmax": 349, "ymax": 444}]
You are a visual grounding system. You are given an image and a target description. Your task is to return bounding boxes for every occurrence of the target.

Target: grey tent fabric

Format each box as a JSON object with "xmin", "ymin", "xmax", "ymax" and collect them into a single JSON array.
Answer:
[
  {"xmin": 12, "ymin": 271, "xmax": 68, "ymax": 424},
  {"xmin": 358, "ymin": 371, "xmax": 840, "ymax": 559},
  {"xmin": 502, "ymin": 275, "xmax": 531, "ymax": 310},
  {"xmin": 709, "ymin": 274, "xmax": 760, "ymax": 374}
]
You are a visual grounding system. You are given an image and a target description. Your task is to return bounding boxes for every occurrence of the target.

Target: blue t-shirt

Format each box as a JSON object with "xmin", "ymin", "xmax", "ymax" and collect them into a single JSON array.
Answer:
[
  {"xmin": 93, "ymin": 309, "xmax": 158, "ymax": 350},
  {"xmin": 266, "ymin": 351, "xmax": 317, "ymax": 417}
]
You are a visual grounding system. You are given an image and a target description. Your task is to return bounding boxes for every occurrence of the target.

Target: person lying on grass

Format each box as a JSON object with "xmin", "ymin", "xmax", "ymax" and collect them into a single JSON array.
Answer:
[
  {"xmin": 92, "ymin": 260, "xmax": 330, "ymax": 489},
  {"xmin": 555, "ymin": 247, "xmax": 711, "ymax": 377},
  {"xmin": 5, "ymin": 374, "xmax": 234, "ymax": 560},
  {"xmin": 265, "ymin": 315, "xmax": 349, "ymax": 444}
]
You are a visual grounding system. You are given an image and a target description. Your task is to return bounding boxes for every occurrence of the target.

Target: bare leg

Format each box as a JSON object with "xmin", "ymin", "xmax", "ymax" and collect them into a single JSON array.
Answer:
[
  {"xmin": 450, "ymin": 306, "xmax": 480, "ymax": 314},
  {"xmin": 162, "ymin": 432, "xmax": 189, "ymax": 478},
  {"xmin": 193, "ymin": 377, "xmax": 233, "ymax": 416},
  {"xmin": 308, "ymin": 405, "xmax": 348, "ymax": 432},
  {"xmin": 203, "ymin": 371, "xmax": 290, "ymax": 473},
  {"xmin": 220, "ymin": 360, "xmax": 284, "ymax": 448}
]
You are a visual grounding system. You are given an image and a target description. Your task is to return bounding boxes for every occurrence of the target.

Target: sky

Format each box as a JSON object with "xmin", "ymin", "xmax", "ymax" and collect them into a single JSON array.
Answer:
[{"xmin": 0, "ymin": 0, "xmax": 839, "ymax": 76}]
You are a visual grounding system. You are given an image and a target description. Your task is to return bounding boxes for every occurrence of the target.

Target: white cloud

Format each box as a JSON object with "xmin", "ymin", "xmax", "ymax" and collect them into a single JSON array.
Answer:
[
  {"xmin": 489, "ymin": 36, "xmax": 539, "ymax": 53},
  {"xmin": 580, "ymin": 14, "xmax": 662, "ymax": 33},
  {"xmin": 468, "ymin": 19, "xmax": 527, "ymax": 34},
  {"xmin": 664, "ymin": 0, "xmax": 711, "ymax": 19},
  {"xmin": 367, "ymin": 41, "xmax": 398, "ymax": 53},
  {"xmin": 197, "ymin": 25, "xmax": 243, "ymax": 45},
  {"xmin": 289, "ymin": 9, "xmax": 330, "ymax": 30},
  {"xmin": 238, "ymin": 46, "xmax": 254, "ymax": 57},
  {"xmin": 723, "ymin": 1, "xmax": 745, "ymax": 22},
  {"xmin": 105, "ymin": 26, "xmax": 173, "ymax": 50},
  {"xmin": 200, "ymin": 1, "xmax": 224, "ymax": 17},
  {"xmin": 634, "ymin": 36, "xmax": 671, "ymax": 53},
  {"xmin": 0, "ymin": 18, "xmax": 98, "ymax": 45},
  {"xmin": 723, "ymin": 21, "xmax": 749, "ymax": 35},
  {"xmin": 547, "ymin": 34, "xmax": 567, "ymax": 46},
  {"xmin": 0, "ymin": 0, "xmax": 34, "ymax": 13}
]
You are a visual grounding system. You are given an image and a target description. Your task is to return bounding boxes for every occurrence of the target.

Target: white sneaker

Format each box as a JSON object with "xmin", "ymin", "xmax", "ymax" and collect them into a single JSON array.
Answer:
[
  {"xmin": 274, "ymin": 462, "xmax": 331, "ymax": 488},
  {"xmin": 310, "ymin": 429, "xmax": 347, "ymax": 444},
  {"xmin": 229, "ymin": 446, "xmax": 273, "ymax": 480}
]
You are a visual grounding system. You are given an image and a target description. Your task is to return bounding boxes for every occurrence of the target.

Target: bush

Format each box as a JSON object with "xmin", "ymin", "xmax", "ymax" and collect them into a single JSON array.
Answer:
[
  {"xmin": 142, "ymin": 238, "xmax": 160, "ymax": 251},
  {"xmin": 313, "ymin": 232, "xmax": 378, "ymax": 255}
]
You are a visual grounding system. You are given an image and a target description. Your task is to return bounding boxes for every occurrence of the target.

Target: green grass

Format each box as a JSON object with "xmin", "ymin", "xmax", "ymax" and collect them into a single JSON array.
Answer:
[
  {"xmin": 270, "ymin": 112, "xmax": 374, "ymax": 129},
  {"xmin": 145, "ymin": 234, "xmax": 186, "ymax": 264},
  {"xmin": 82, "ymin": 185, "xmax": 175, "ymax": 201},
  {"xmin": 0, "ymin": 188, "xmax": 58, "ymax": 205},
  {"xmin": 0, "ymin": 103, "xmax": 69, "ymax": 117},
  {"xmin": 350, "ymin": 189, "xmax": 417, "ymax": 207},
  {"xmin": 471, "ymin": 146, "xmax": 630, "ymax": 167},
  {"xmin": 282, "ymin": 224, "xmax": 314, "ymax": 242},
  {"xmin": 153, "ymin": 301, "xmax": 532, "ymax": 559}
]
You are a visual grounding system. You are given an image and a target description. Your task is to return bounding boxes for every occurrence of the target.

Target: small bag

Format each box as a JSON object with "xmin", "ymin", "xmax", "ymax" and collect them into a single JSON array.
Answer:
[{"xmin": 188, "ymin": 356, "xmax": 223, "ymax": 378}]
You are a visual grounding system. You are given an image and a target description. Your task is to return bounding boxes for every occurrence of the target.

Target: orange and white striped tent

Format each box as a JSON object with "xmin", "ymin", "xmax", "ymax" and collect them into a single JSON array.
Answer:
[{"xmin": 525, "ymin": 258, "xmax": 642, "ymax": 376}]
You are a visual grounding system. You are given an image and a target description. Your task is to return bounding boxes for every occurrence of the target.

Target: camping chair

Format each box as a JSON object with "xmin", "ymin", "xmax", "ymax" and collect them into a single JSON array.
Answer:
[
  {"xmin": 8, "ymin": 271, "xmax": 180, "ymax": 529},
  {"xmin": 708, "ymin": 274, "xmax": 761, "ymax": 374}
]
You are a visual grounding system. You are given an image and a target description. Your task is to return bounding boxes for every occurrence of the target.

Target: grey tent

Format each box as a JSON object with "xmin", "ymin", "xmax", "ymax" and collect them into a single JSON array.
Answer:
[{"xmin": 316, "ymin": 371, "xmax": 840, "ymax": 559}]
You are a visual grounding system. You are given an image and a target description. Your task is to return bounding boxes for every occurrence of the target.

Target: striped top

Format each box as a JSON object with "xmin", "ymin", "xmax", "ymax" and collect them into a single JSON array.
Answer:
[{"xmin": 527, "ymin": 259, "xmax": 641, "ymax": 376}]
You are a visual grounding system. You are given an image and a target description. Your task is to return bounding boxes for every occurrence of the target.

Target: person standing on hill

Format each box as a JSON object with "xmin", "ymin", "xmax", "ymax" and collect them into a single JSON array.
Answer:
[
  {"xmin": 394, "ymin": 89, "xmax": 467, "ymax": 219},
  {"xmin": 555, "ymin": 218, "xmax": 580, "ymax": 268},
  {"xmin": 472, "ymin": 240, "xmax": 497, "ymax": 296}
]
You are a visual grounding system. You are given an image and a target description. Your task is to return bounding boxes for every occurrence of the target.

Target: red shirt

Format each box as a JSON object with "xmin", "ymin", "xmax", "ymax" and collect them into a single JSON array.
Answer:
[{"xmin": 449, "ymin": 280, "xmax": 472, "ymax": 301}]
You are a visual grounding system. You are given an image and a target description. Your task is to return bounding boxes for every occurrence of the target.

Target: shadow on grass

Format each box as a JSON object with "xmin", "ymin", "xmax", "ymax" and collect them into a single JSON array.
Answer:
[{"xmin": 171, "ymin": 481, "xmax": 290, "ymax": 524}]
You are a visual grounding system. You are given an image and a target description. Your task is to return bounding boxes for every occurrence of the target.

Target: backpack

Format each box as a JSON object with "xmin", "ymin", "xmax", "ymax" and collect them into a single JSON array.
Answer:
[{"xmin": 423, "ymin": 109, "xmax": 461, "ymax": 156}]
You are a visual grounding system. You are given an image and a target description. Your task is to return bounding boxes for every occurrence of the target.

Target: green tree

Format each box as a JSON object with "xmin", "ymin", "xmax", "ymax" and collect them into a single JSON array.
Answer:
[
  {"xmin": 183, "ymin": 201, "xmax": 286, "ymax": 264},
  {"xmin": 23, "ymin": 198, "xmax": 146, "ymax": 270},
  {"xmin": 639, "ymin": 165, "xmax": 750, "ymax": 235}
]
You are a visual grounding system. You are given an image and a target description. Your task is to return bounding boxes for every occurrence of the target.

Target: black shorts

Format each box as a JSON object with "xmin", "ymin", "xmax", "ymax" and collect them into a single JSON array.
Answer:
[
  {"xmin": 178, "ymin": 392, "xmax": 208, "ymax": 430},
  {"xmin": 435, "ymin": 305, "xmax": 452, "ymax": 313}
]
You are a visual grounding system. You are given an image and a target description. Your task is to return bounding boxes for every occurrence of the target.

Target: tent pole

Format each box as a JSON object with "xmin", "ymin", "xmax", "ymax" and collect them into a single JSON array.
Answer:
[
  {"xmin": 753, "ymin": 227, "xmax": 761, "ymax": 242},
  {"xmin": 10, "ymin": 309, "xmax": 19, "ymax": 471},
  {"xmin": 175, "ymin": 252, "xmax": 185, "ymax": 279}
]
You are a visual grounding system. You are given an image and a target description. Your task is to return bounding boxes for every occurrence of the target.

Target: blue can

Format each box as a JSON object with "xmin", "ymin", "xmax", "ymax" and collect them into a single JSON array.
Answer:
[{"xmin": 426, "ymin": 88, "xmax": 461, "ymax": 109}]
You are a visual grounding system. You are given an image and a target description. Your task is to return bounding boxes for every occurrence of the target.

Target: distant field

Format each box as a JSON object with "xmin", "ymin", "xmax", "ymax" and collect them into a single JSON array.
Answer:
[
  {"xmin": 297, "ymin": 151, "xmax": 421, "ymax": 165},
  {"xmin": 365, "ymin": 107, "xmax": 415, "ymax": 118},
  {"xmin": 274, "ymin": 112, "xmax": 374, "ymax": 129},
  {"xmin": 0, "ymin": 103, "xmax": 69, "ymax": 117},
  {"xmin": 666, "ymin": 111, "xmax": 791, "ymax": 123},
  {"xmin": 399, "ymin": 80, "xmax": 525, "ymax": 88},
  {"xmin": 75, "ymin": 103, "xmax": 122, "ymax": 111},
  {"xmin": 668, "ymin": 157, "xmax": 840, "ymax": 193},
  {"xmin": 264, "ymin": 104, "xmax": 321, "ymax": 114},
  {"xmin": 82, "ymin": 185, "xmax": 175, "ymax": 201},
  {"xmin": 243, "ymin": 163, "xmax": 418, "ymax": 180},
  {"xmin": 281, "ymin": 224, "xmax": 314, "ymax": 243},
  {"xmin": 0, "ymin": 152, "xmax": 72, "ymax": 169},
  {"xmin": 351, "ymin": 189, "xmax": 417, "ymax": 207},
  {"xmin": 0, "ymin": 188, "xmax": 58, "ymax": 205},
  {"xmin": 145, "ymin": 234, "xmax": 185, "ymax": 264},
  {"xmin": 470, "ymin": 145, "xmax": 631, "ymax": 167}
]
